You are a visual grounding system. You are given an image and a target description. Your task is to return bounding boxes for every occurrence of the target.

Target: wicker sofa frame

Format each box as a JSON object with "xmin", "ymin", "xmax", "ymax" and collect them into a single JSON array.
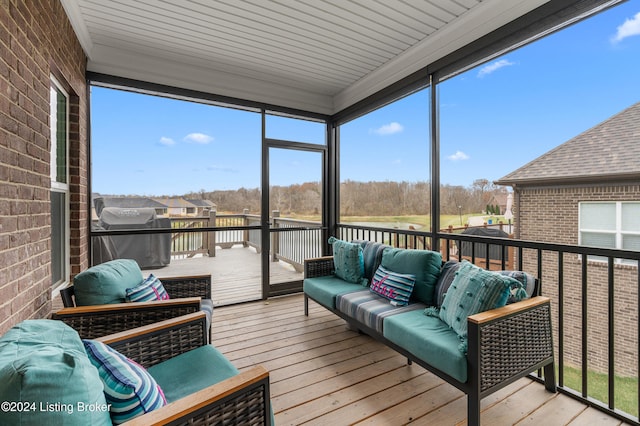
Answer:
[
  {"xmin": 52, "ymin": 274, "xmax": 212, "ymax": 339},
  {"xmin": 97, "ymin": 311, "xmax": 271, "ymax": 426},
  {"xmin": 304, "ymin": 256, "xmax": 556, "ymax": 426}
]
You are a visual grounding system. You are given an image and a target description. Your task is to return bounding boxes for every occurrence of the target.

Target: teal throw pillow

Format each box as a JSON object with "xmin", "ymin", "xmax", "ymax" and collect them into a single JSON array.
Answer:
[
  {"xmin": 437, "ymin": 261, "xmax": 520, "ymax": 342},
  {"xmin": 329, "ymin": 237, "xmax": 367, "ymax": 285},
  {"xmin": 370, "ymin": 265, "xmax": 416, "ymax": 306},
  {"xmin": 83, "ymin": 339, "xmax": 167, "ymax": 424}
]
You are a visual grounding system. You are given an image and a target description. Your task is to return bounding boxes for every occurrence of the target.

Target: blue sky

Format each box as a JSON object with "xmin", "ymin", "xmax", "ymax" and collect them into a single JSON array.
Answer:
[{"xmin": 92, "ymin": 1, "xmax": 640, "ymax": 195}]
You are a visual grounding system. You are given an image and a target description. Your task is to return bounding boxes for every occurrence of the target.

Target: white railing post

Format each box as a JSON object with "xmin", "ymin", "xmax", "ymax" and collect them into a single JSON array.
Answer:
[
  {"xmin": 271, "ymin": 210, "xmax": 279, "ymax": 262},
  {"xmin": 208, "ymin": 209, "xmax": 217, "ymax": 257}
]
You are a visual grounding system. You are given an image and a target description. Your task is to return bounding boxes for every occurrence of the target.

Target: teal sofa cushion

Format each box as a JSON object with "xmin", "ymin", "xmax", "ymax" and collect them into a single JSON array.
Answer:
[
  {"xmin": 328, "ymin": 237, "xmax": 367, "ymax": 285},
  {"xmin": 336, "ymin": 290, "xmax": 425, "ymax": 334},
  {"xmin": 148, "ymin": 345, "xmax": 238, "ymax": 402},
  {"xmin": 0, "ymin": 320, "xmax": 111, "ymax": 426},
  {"xmin": 303, "ymin": 276, "xmax": 364, "ymax": 309},
  {"xmin": 380, "ymin": 248, "xmax": 442, "ymax": 306},
  {"xmin": 74, "ymin": 259, "xmax": 143, "ymax": 305},
  {"xmin": 383, "ymin": 310, "xmax": 467, "ymax": 383}
]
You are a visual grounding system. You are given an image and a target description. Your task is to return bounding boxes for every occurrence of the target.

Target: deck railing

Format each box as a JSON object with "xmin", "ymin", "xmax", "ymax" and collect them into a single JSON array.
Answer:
[
  {"xmin": 168, "ymin": 210, "xmax": 321, "ymax": 272},
  {"xmin": 338, "ymin": 222, "xmax": 640, "ymax": 426}
]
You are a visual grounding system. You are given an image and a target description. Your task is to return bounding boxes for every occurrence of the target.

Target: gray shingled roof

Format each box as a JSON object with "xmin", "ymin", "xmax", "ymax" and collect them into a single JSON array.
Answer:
[{"xmin": 495, "ymin": 101, "xmax": 640, "ymax": 186}]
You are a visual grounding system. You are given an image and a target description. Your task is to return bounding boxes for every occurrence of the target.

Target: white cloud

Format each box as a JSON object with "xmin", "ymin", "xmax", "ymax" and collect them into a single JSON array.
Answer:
[
  {"xmin": 184, "ymin": 132, "xmax": 214, "ymax": 144},
  {"xmin": 373, "ymin": 122, "xmax": 403, "ymax": 135},
  {"xmin": 158, "ymin": 136, "xmax": 175, "ymax": 146},
  {"xmin": 611, "ymin": 11, "xmax": 640, "ymax": 44},
  {"xmin": 477, "ymin": 59, "xmax": 515, "ymax": 78},
  {"xmin": 448, "ymin": 150, "xmax": 470, "ymax": 161}
]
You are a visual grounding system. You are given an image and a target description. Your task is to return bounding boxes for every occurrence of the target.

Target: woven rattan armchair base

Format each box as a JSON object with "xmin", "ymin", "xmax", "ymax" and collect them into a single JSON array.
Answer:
[
  {"xmin": 304, "ymin": 256, "xmax": 556, "ymax": 426},
  {"xmin": 96, "ymin": 312, "xmax": 271, "ymax": 426}
]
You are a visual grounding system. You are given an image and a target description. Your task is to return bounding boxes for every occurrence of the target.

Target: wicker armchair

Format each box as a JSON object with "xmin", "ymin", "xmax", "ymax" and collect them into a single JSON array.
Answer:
[
  {"xmin": 52, "ymin": 274, "xmax": 213, "ymax": 339},
  {"xmin": 96, "ymin": 312, "xmax": 271, "ymax": 426}
]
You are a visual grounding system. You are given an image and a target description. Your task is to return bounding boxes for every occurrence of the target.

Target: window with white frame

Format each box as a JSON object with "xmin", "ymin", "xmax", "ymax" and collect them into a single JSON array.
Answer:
[
  {"xmin": 50, "ymin": 76, "xmax": 69, "ymax": 290},
  {"xmin": 579, "ymin": 201, "xmax": 640, "ymax": 265}
]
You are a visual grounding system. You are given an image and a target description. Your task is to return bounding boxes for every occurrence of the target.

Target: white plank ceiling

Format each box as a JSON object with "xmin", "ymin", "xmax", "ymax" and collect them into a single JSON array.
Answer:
[{"xmin": 61, "ymin": 0, "xmax": 551, "ymax": 115}]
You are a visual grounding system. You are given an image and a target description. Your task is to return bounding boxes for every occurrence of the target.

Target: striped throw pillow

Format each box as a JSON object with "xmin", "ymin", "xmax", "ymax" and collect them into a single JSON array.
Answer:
[
  {"xmin": 83, "ymin": 339, "xmax": 166, "ymax": 424},
  {"xmin": 125, "ymin": 274, "xmax": 169, "ymax": 302},
  {"xmin": 370, "ymin": 265, "xmax": 416, "ymax": 306}
]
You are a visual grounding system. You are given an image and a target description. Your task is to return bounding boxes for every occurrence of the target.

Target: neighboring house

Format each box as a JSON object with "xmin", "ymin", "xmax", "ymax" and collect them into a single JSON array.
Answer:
[
  {"xmin": 495, "ymin": 101, "xmax": 640, "ymax": 376},
  {"xmin": 152, "ymin": 197, "xmax": 200, "ymax": 217},
  {"xmin": 185, "ymin": 199, "xmax": 217, "ymax": 216}
]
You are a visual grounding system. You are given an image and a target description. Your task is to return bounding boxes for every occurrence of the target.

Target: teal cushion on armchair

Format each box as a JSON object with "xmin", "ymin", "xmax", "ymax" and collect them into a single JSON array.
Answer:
[
  {"xmin": 74, "ymin": 259, "xmax": 143, "ymax": 305},
  {"xmin": 0, "ymin": 320, "xmax": 111, "ymax": 426}
]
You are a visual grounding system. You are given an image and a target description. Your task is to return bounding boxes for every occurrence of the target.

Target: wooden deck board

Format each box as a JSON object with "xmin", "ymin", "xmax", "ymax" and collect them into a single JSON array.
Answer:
[{"xmin": 210, "ymin": 294, "xmax": 629, "ymax": 425}]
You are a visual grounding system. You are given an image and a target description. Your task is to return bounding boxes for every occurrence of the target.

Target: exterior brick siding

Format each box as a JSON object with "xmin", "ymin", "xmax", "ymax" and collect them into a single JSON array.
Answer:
[
  {"xmin": 514, "ymin": 184, "xmax": 639, "ymax": 377},
  {"xmin": 0, "ymin": 0, "xmax": 87, "ymax": 334}
]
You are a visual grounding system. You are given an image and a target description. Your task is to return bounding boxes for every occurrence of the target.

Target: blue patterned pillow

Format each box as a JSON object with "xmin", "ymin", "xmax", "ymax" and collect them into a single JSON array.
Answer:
[
  {"xmin": 83, "ymin": 340, "xmax": 167, "ymax": 424},
  {"xmin": 437, "ymin": 261, "xmax": 520, "ymax": 340},
  {"xmin": 125, "ymin": 274, "xmax": 169, "ymax": 302},
  {"xmin": 329, "ymin": 237, "xmax": 367, "ymax": 285},
  {"xmin": 370, "ymin": 265, "xmax": 416, "ymax": 306},
  {"xmin": 497, "ymin": 270, "xmax": 536, "ymax": 303}
]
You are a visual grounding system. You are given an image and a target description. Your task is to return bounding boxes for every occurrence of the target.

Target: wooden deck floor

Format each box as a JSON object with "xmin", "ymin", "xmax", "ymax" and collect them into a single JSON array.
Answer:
[{"xmin": 212, "ymin": 294, "xmax": 628, "ymax": 426}]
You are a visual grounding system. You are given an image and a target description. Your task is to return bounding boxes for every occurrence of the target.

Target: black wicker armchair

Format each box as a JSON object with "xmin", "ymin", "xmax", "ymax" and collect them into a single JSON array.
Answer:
[
  {"xmin": 96, "ymin": 312, "xmax": 271, "ymax": 425},
  {"xmin": 52, "ymin": 274, "xmax": 213, "ymax": 340}
]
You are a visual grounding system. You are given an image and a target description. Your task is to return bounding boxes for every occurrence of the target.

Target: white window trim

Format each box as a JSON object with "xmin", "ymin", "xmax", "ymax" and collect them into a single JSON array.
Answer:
[
  {"xmin": 579, "ymin": 201, "xmax": 640, "ymax": 266},
  {"xmin": 50, "ymin": 75, "xmax": 70, "ymax": 294}
]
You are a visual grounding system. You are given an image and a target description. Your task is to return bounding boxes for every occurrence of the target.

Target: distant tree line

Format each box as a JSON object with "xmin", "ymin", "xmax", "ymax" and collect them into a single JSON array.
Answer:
[{"xmin": 185, "ymin": 178, "xmax": 507, "ymax": 216}]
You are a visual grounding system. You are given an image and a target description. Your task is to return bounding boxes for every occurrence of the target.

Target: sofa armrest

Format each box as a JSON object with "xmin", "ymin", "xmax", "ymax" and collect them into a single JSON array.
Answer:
[
  {"xmin": 467, "ymin": 296, "xmax": 555, "ymax": 394},
  {"xmin": 52, "ymin": 297, "xmax": 203, "ymax": 339},
  {"xmin": 120, "ymin": 365, "xmax": 271, "ymax": 426},
  {"xmin": 304, "ymin": 256, "xmax": 334, "ymax": 278},
  {"xmin": 161, "ymin": 274, "xmax": 212, "ymax": 299},
  {"xmin": 97, "ymin": 311, "xmax": 208, "ymax": 368}
]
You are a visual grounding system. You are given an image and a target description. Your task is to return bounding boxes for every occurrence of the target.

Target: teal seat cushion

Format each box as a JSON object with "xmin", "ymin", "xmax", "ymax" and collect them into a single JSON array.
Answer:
[
  {"xmin": 148, "ymin": 345, "xmax": 239, "ymax": 402},
  {"xmin": 380, "ymin": 248, "xmax": 442, "ymax": 306},
  {"xmin": 336, "ymin": 290, "xmax": 425, "ymax": 333},
  {"xmin": 303, "ymin": 276, "xmax": 364, "ymax": 309},
  {"xmin": 383, "ymin": 310, "xmax": 467, "ymax": 383},
  {"xmin": 0, "ymin": 320, "xmax": 111, "ymax": 426},
  {"xmin": 74, "ymin": 259, "xmax": 143, "ymax": 305}
]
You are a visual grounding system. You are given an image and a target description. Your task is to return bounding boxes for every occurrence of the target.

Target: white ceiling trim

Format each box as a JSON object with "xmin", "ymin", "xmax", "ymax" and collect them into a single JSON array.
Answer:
[
  {"xmin": 333, "ymin": 0, "xmax": 551, "ymax": 112},
  {"xmin": 88, "ymin": 44, "xmax": 335, "ymax": 115}
]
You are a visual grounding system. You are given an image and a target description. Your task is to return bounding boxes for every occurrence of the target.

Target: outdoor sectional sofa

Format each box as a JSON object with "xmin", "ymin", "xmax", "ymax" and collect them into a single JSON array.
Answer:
[
  {"xmin": 0, "ymin": 311, "xmax": 271, "ymax": 425},
  {"xmin": 303, "ymin": 239, "xmax": 556, "ymax": 425}
]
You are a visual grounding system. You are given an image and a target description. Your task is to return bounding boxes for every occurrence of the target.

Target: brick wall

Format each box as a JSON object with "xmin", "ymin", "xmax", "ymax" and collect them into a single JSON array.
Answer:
[
  {"xmin": 515, "ymin": 184, "xmax": 639, "ymax": 377},
  {"xmin": 0, "ymin": 0, "xmax": 87, "ymax": 334}
]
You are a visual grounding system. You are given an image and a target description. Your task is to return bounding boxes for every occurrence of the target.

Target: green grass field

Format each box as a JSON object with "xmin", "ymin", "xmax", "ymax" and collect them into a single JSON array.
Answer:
[{"xmin": 561, "ymin": 365, "xmax": 638, "ymax": 417}]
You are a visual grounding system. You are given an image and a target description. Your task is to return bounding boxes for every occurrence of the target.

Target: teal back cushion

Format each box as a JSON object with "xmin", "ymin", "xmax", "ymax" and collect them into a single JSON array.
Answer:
[
  {"xmin": 0, "ymin": 320, "xmax": 111, "ymax": 426},
  {"xmin": 380, "ymin": 248, "xmax": 442, "ymax": 306},
  {"xmin": 74, "ymin": 259, "xmax": 143, "ymax": 305}
]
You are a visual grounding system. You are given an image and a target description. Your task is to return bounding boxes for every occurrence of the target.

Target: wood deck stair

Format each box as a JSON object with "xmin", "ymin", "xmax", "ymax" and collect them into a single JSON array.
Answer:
[{"xmin": 211, "ymin": 294, "xmax": 628, "ymax": 426}]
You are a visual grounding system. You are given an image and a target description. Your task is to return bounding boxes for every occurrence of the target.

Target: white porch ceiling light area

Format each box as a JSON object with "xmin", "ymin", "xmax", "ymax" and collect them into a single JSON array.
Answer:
[{"xmin": 61, "ymin": 0, "xmax": 551, "ymax": 115}]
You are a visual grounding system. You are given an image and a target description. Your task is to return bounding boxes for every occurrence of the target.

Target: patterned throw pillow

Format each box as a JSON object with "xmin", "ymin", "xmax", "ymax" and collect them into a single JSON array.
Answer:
[
  {"xmin": 83, "ymin": 339, "xmax": 167, "ymax": 424},
  {"xmin": 497, "ymin": 270, "xmax": 536, "ymax": 303},
  {"xmin": 329, "ymin": 237, "xmax": 367, "ymax": 285},
  {"xmin": 437, "ymin": 261, "xmax": 520, "ymax": 340},
  {"xmin": 370, "ymin": 265, "xmax": 416, "ymax": 306},
  {"xmin": 125, "ymin": 274, "xmax": 169, "ymax": 302},
  {"xmin": 433, "ymin": 260, "xmax": 462, "ymax": 307}
]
